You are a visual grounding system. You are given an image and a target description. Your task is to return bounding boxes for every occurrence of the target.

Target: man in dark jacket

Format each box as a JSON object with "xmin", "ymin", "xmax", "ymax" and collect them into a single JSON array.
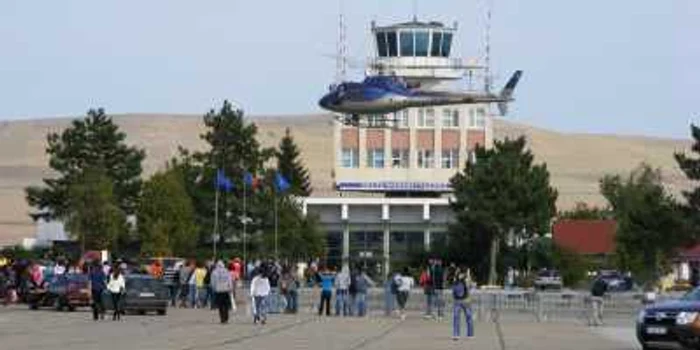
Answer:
[
  {"xmin": 590, "ymin": 277, "xmax": 608, "ymax": 326},
  {"xmin": 430, "ymin": 258, "xmax": 446, "ymax": 320},
  {"xmin": 89, "ymin": 261, "xmax": 107, "ymax": 321}
]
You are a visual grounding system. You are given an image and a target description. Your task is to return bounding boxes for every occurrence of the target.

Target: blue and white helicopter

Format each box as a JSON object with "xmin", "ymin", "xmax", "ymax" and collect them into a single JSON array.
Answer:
[{"xmin": 319, "ymin": 70, "xmax": 522, "ymax": 126}]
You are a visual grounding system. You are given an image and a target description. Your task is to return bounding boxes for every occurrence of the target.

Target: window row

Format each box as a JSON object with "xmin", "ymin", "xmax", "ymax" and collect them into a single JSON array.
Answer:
[
  {"xmin": 375, "ymin": 30, "xmax": 453, "ymax": 58},
  {"xmin": 365, "ymin": 107, "xmax": 487, "ymax": 129},
  {"xmin": 341, "ymin": 148, "xmax": 470, "ymax": 169}
]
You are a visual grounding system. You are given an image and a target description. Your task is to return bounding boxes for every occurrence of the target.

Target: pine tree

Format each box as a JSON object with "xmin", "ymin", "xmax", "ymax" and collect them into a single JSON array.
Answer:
[
  {"xmin": 675, "ymin": 124, "xmax": 700, "ymax": 231},
  {"xmin": 276, "ymin": 128, "xmax": 312, "ymax": 196},
  {"xmin": 26, "ymin": 108, "xmax": 145, "ymax": 221}
]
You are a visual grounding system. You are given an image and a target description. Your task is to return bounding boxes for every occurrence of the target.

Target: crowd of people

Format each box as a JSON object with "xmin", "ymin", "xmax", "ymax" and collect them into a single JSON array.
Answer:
[{"xmin": 0, "ymin": 255, "xmax": 478, "ymax": 341}]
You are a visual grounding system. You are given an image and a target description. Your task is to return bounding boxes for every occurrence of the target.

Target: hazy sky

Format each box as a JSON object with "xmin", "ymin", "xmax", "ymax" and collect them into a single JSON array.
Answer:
[{"xmin": 0, "ymin": 0, "xmax": 696, "ymax": 138}]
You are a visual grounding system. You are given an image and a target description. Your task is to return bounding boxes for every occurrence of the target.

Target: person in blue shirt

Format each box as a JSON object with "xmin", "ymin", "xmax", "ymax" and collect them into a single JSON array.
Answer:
[
  {"xmin": 317, "ymin": 266, "xmax": 335, "ymax": 316},
  {"xmin": 88, "ymin": 261, "xmax": 107, "ymax": 321}
]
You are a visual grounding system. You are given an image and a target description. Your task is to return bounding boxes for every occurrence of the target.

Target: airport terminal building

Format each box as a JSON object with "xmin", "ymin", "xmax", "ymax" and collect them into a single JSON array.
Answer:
[{"xmin": 303, "ymin": 19, "xmax": 496, "ymax": 276}]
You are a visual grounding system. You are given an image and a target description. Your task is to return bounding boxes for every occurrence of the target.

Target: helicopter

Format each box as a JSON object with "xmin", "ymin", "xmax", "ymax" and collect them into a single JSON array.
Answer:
[{"xmin": 319, "ymin": 70, "xmax": 522, "ymax": 125}]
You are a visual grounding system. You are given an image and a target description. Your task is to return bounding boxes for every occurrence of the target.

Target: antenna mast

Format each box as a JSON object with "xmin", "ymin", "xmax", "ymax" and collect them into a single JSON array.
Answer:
[
  {"xmin": 412, "ymin": 0, "xmax": 418, "ymax": 21},
  {"xmin": 483, "ymin": 0, "xmax": 493, "ymax": 93},
  {"xmin": 336, "ymin": 0, "xmax": 348, "ymax": 83}
]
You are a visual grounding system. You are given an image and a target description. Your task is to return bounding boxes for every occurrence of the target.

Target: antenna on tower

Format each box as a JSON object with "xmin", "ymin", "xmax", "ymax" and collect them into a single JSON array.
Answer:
[
  {"xmin": 336, "ymin": 0, "xmax": 348, "ymax": 84},
  {"xmin": 412, "ymin": 0, "xmax": 418, "ymax": 22},
  {"xmin": 483, "ymin": 0, "xmax": 494, "ymax": 93}
]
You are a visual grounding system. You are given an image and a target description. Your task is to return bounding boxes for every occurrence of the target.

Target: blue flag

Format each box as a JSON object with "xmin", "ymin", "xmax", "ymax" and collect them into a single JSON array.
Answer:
[
  {"xmin": 274, "ymin": 172, "xmax": 291, "ymax": 192},
  {"xmin": 243, "ymin": 172, "xmax": 254, "ymax": 187},
  {"xmin": 215, "ymin": 169, "xmax": 234, "ymax": 192}
]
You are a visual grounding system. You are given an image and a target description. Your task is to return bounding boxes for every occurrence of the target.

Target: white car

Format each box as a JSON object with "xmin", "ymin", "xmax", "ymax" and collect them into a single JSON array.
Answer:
[{"xmin": 534, "ymin": 270, "xmax": 563, "ymax": 290}]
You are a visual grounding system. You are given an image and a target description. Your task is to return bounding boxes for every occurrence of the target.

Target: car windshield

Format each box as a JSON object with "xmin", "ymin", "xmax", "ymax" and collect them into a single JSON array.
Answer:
[
  {"xmin": 126, "ymin": 277, "xmax": 160, "ymax": 292},
  {"xmin": 682, "ymin": 288, "xmax": 700, "ymax": 301}
]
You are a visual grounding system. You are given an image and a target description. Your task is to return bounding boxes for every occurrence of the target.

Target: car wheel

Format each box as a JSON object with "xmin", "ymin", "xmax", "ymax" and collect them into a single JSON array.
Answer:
[
  {"xmin": 67, "ymin": 305, "xmax": 76, "ymax": 312},
  {"xmin": 157, "ymin": 309, "xmax": 167, "ymax": 316},
  {"xmin": 641, "ymin": 343, "xmax": 660, "ymax": 350},
  {"xmin": 29, "ymin": 303, "xmax": 38, "ymax": 310},
  {"xmin": 54, "ymin": 298, "xmax": 63, "ymax": 311},
  {"xmin": 138, "ymin": 310, "xmax": 146, "ymax": 315}
]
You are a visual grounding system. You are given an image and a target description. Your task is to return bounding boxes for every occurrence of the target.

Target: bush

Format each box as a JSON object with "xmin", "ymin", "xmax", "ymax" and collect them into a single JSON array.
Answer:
[{"xmin": 553, "ymin": 247, "xmax": 590, "ymax": 288}]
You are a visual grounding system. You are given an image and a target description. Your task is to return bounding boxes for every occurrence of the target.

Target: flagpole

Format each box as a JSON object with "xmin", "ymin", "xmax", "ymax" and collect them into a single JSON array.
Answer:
[
  {"xmin": 243, "ymin": 171, "xmax": 247, "ymax": 270},
  {"xmin": 213, "ymin": 183, "xmax": 220, "ymax": 259},
  {"xmin": 274, "ymin": 188, "xmax": 278, "ymax": 260}
]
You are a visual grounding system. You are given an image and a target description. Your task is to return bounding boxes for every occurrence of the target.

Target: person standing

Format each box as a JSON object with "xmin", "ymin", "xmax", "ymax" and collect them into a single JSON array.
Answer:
[
  {"xmin": 590, "ymin": 277, "xmax": 608, "ymax": 326},
  {"xmin": 89, "ymin": 261, "xmax": 107, "ymax": 321},
  {"xmin": 178, "ymin": 261, "xmax": 193, "ymax": 308},
  {"xmin": 281, "ymin": 266, "xmax": 299, "ymax": 314},
  {"xmin": 210, "ymin": 261, "xmax": 233, "ymax": 324},
  {"xmin": 419, "ymin": 264, "xmax": 433, "ymax": 318},
  {"xmin": 429, "ymin": 259, "xmax": 446, "ymax": 321},
  {"xmin": 353, "ymin": 267, "xmax": 374, "ymax": 317},
  {"xmin": 396, "ymin": 267, "xmax": 414, "ymax": 320},
  {"xmin": 334, "ymin": 266, "xmax": 351, "ymax": 316},
  {"xmin": 194, "ymin": 263, "xmax": 207, "ymax": 308},
  {"xmin": 451, "ymin": 268, "xmax": 473, "ymax": 340},
  {"xmin": 106, "ymin": 266, "xmax": 126, "ymax": 321},
  {"xmin": 318, "ymin": 266, "xmax": 335, "ymax": 316},
  {"xmin": 251, "ymin": 268, "xmax": 271, "ymax": 324}
]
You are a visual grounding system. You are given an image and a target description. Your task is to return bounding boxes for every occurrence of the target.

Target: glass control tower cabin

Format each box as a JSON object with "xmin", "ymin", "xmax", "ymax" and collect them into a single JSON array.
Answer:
[{"xmin": 333, "ymin": 19, "xmax": 493, "ymax": 198}]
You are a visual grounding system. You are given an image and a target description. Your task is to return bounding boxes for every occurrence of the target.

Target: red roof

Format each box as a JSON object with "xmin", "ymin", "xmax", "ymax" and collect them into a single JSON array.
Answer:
[{"xmin": 552, "ymin": 219, "xmax": 617, "ymax": 255}]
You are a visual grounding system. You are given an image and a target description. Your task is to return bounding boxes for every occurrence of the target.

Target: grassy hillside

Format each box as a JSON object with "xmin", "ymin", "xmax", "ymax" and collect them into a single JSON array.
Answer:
[{"xmin": 0, "ymin": 114, "xmax": 693, "ymax": 246}]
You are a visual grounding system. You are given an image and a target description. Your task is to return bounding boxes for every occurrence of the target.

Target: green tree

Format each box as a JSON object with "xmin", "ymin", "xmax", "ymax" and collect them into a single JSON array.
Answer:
[
  {"xmin": 449, "ymin": 136, "xmax": 558, "ymax": 285},
  {"xmin": 558, "ymin": 202, "xmax": 613, "ymax": 220},
  {"xmin": 26, "ymin": 108, "xmax": 145, "ymax": 220},
  {"xmin": 64, "ymin": 167, "xmax": 127, "ymax": 252},
  {"xmin": 675, "ymin": 124, "xmax": 700, "ymax": 231},
  {"xmin": 138, "ymin": 168, "xmax": 197, "ymax": 256},
  {"xmin": 600, "ymin": 163, "xmax": 689, "ymax": 283},
  {"xmin": 276, "ymin": 128, "xmax": 312, "ymax": 196}
]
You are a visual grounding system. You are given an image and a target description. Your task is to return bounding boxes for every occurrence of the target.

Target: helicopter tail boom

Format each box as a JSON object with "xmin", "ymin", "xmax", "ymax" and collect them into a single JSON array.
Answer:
[{"xmin": 497, "ymin": 70, "xmax": 523, "ymax": 115}]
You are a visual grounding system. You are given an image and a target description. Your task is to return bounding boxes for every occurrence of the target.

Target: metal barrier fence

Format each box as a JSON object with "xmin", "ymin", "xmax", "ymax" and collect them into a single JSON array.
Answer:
[{"xmin": 235, "ymin": 287, "xmax": 682, "ymax": 323}]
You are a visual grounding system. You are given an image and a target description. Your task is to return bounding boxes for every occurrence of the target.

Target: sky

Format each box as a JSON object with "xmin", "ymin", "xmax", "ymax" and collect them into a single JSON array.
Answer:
[{"xmin": 0, "ymin": 0, "xmax": 696, "ymax": 138}]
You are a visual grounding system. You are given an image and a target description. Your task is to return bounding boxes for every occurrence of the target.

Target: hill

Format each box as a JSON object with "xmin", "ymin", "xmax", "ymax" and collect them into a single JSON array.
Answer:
[{"xmin": 0, "ymin": 114, "xmax": 694, "ymax": 246}]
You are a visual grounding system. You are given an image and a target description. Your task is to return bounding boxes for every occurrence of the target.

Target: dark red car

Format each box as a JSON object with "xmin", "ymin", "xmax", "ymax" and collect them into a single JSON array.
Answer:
[{"xmin": 27, "ymin": 274, "xmax": 91, "ymax": 311}]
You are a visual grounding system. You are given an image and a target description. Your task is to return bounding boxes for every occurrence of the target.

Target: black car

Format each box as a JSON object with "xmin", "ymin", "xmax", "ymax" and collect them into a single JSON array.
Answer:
[
  {"xmin": 637, "ymin": 287, "xmax": 700, "ymax": 349},
  {"xmin": 596, "ymin": 270, "xmax": 634, "ymax": 292},
  {"xmin": 103, "ymin": 274, "xmax": 168, "ymax": 315},
  {"xmin": 27, "ymin": 274, "xmax": 91, "ymax": 311}
]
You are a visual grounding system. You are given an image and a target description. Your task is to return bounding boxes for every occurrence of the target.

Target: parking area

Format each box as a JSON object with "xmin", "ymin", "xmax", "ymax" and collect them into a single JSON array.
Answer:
[{"xmin": 0, "ymin": 305, "xmax": 640, "ymax": 350}]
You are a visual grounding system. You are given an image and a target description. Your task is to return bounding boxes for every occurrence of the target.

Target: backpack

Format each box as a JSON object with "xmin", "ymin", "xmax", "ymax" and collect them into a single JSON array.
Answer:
[{"xmin": 452, "ymin": 279, "xmax": 468, "ymax": 300}]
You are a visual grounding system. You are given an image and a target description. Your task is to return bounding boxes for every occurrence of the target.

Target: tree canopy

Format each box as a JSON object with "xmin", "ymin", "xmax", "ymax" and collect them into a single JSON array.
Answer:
[
  {"xmin": 449, "ymin": 136, "xmax": 558, "ymax": 284},
  {"xmin": 558, "ymin": 202, "xmax": 613, "ymax": 220},
  {"xmin": 25, "ymin": 108, "xmax": 145, "ymax": 220},
  {"xmin": 675, "ymin": 124, "xmax": 700, "ymax": 232},
  {"xmin": 600, "ymin": 163, "xmax": 690, "ymax": 283},
  {"xmin": 137, "ymin": 168, "xmax": 197, "ymax": 257},
  {"xmin": 64, "ymin": 167, "xmax": 127, "ymax": 252},
  {"xmin": 277, "ymin": 128, "xmax": 312, "ymax": 196}
]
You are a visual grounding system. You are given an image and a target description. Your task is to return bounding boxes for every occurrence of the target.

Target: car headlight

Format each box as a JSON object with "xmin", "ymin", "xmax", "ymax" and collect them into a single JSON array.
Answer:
[
  {"xmin": 677, "ymin": 312, "xmax": 699, "ymax": 325},
  {"xmin": 637, "ymin": 310, "xmax": 646, "ymax": 323}
]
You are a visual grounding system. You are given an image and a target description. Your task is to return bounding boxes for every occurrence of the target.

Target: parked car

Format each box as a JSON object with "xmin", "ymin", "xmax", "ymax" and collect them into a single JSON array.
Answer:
[
  {"xmin": 534, "ymin": 269, "xmax": 563, "ymax": 290},
  {"xmin": 103, "ymin": 274, "xmax": 168, "ymax": 315},
  {"xmin": 596, "ymin": 270, "xmax": 634, "ymax": 292},
  {"xmin": 637, "ymin": 287, "xmax": 700, "ymax": 350},
  {"xmin": 27, "ymin": 273, "xmax": 91, "ymax": 311}
]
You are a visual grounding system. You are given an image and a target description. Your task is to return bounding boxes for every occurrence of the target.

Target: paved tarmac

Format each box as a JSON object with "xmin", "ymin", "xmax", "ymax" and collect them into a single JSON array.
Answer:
[{"xmin": 0, "ymin": 305, "xmax": 641, "ymax": 350}]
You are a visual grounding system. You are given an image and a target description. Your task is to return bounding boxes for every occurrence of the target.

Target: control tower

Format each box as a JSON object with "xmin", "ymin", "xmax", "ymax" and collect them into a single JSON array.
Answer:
[
  {"xmin": 333, "ymin": 18, "xmax": 493, "ymax": 196},
  {"xmin": 369, "ymin": 20, "xmax": 481, "ymax": 89}
]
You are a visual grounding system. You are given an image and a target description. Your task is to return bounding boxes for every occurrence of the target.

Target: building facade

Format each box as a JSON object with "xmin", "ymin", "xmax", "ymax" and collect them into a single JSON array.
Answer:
[{"xmin": 306, "ymin": 19, "xmax": 497, "ymax": 276}]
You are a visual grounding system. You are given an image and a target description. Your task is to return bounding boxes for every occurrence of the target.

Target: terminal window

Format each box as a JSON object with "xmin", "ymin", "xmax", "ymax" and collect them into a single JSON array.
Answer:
[
  {"xmin": 417, "ymin": 149, "xmax": 434, "ymax": 168},
  {"xmin": 387, "ymin": 32, "xmax": 398, "ymax": 57},
  {"xmin": 367, "ymin": 148, "xmax": 385, "ymax": 168},
  {"xmin": 393, "ymin": 110, "xmax": 409, "ymax": 128},
  {"xmin": 417, "ymin": 108, "xmax": 435, "ymax": 127},
  {"xmin": 441, "ymin": 149, "xmax": 459, "ymax": 169},
  {"xmin": 342, "ymin": 148, "xmax": 359, "ymax": 168},
  {"xmin": 441, "ymin": 32, "xmax": 453, "ymax": 57},
  {"xmin": 442, "ymin": 108, "xmax": 459, "ymax": 128},
  {"xmin": 431, "ymin": 32, "xmax": 442, "ymax": 57},
  {"xmin": 376, "ymin": 32, "xmax": 388, "ymax": 57},
  {"xmin": 392, "ymin": 149, "xmax": 409, "ymax": 168},
  {"xmin": 469, "ymin": 108, "xmax": 486, "ymax": 128}
]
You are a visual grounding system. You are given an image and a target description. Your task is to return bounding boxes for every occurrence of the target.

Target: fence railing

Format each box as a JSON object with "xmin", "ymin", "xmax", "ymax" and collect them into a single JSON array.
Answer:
[{"xmin": 234, "ymin": 286, "xmax": 682, "ymax": 323}]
